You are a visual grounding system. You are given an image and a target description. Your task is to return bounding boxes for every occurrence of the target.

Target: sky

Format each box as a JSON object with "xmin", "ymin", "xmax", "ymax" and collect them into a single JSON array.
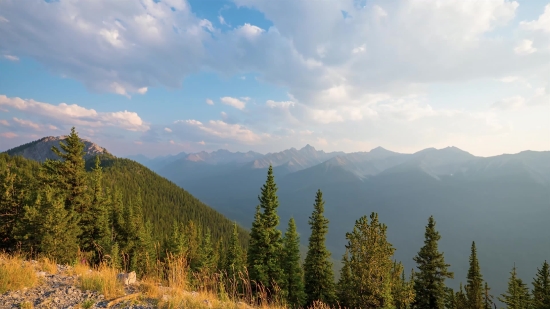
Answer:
[{"xmin": 0, "ymin": 0, "xmax": 549, "ymax": 158}]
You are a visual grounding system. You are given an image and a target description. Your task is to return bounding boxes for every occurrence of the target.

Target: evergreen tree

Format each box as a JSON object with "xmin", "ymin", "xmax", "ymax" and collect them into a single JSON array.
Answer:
[
  {"xmin": 303, "ymin": 189, "xmax": 336, "ymax": 306},
  {"xmin": 42, "ymin": 127, "xmax": 89, "ymax": 214},
  {"xmin": 282, "ymin": 218, "xmax": 306, "ymax": 308},
  {"xmin": 337, "ymin": 249, "xmax": 354, "ymax": 306},
  {"xmin": 337, "ymin": 212, "xmax": 395, "ymax": 309},
  {"xmin": 196, "ymin": 228, "xmax": 216, "ymax": 275},
  {"xmin": 166, "ymin": 221, "xmax": 187, "ymax": 257},
  {"xmin": 36, "ymin": 187, "xmax": 81, "ymax": 264},
  {"xmin": 225, "ymin": 222, "xmax": 244, "ymax": 280},
  {"xmin": 466, "ymin": 241, "xmax": 484, "ymax": 309},
  {"xmin": 499, "ymin": 265, "xmax": 531, "ymax": 309},
  {"xmin": 0, "ymin": 168, "xmax": 28, "ymax": 250},
  {"xmin": 445, "ymin": 287, "xmax": 457, "ymax": 309},
  {"xmin": 80, "ymin": 156, "xmax": 111, "ymax": 262},
  {"xmin": 247, "ymin": 165, "xmax": 284, "ymax": 299},
  {"xmin": 483, "ymin": 282, "xmax": 494, "ymax": 309},
  {"xmin": 413, "ymin": 216, "xmax": 454, "ymax": 309},
  {"xmin": 392, "ymin": 264, "xmax": 415, "ymax": 309},
  {"xmin": 456, "ymin": 283, "xmax": 468, "ymax": 309},
  {"xmin": 532, "ymin": 260, "xmax": 550, "ymax": 309}
]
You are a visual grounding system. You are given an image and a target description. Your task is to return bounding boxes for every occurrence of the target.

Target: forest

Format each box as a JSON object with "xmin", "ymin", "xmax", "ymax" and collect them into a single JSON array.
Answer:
[{"xmin": 0, "ymin": 127, "xmax": 549, "ymax": 309}]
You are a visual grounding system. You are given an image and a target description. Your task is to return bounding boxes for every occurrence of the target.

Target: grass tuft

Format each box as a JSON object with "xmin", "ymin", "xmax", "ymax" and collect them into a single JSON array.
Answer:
[
  {"xmin": 38, "ymin": 256, "xmax": 57, "ymax": 274},
  {"xmin": 79, "ymin": 263, "xmax": 125, "ymax": 299},
  {"xmin": 19, "ymin": 301, "xmax": 34, "ymax": 309},
  {"xmin": 0, "ymin": 253, "xmax": 40, "ymax": 293}
]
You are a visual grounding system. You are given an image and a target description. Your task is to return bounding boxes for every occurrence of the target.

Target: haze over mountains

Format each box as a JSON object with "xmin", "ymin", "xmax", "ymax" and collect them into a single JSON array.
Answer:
[
  {"xmin": 129, "ymin": 143, "xmax": 550, "ymax": 302},
  {"xmin": 4, "ymin": 136, "xmax": 550, "ymax": 303}
]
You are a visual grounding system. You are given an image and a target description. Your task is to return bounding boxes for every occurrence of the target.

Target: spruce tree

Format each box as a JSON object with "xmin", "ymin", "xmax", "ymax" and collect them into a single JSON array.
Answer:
[
  {"xmin": 42, "ymin": 127, "xmax": 89, "ymax": 214},
  {"xmin": 282, "ymin": 218, "xmax": 306, "ymax": 308},
  {"xmin": 247, "ymin": 165, "xmax": 284, "ymax": 299},
  {"xmin": 196, "ymin": 228, "xmax": 216, "ymax": 275},
  {"xmin": 303, "ymin": 189, "xmax": 336, "ymax": 306},
  {"xmin": 166, "ymin": 221, "xmax": 187, "ymax": 257},
  {"xmin": 36, "ymin": 187, "xmax": 81, "ymax": 264},
  {"xmin": 80, "ymin": 156, "xmax": 111, "ymax": 262},
  {"xmin": 483, "ymin": 282, "xmax": 494, "ymax": 309},
  {"xmin": 499, "ymin": 265, "xmax": 532, "ymax": 309},
  {"xmin": 456, "ymin": 283, "xmax": 468, "ymax": 309},
  {"xmin": 337, "ymin": 249, "xmax": 354, "ymax": 306},
  {"xmin": 225, "ymin": 222, "xmax": 244, "ymax": 280},
  {"xmin": 466, "ymin": 241, "xmax": 484, "ymax": 309},
  {"xmin": 0, "ymin": 168, "xmax": 27, "ymax": 250},
  {"xmin": 337, "ymin": 212, "xmax": 395, "ymax": 309},
  {"xmin": 532, "ymin": 260, "xmax": 550, "ymax": 309},
  {"xmin": 413, "ymin": 216, "xmax": 454, "ymax": 309}
]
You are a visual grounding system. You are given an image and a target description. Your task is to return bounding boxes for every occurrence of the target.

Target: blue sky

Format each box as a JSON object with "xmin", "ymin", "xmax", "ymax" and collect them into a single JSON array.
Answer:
[{"xmin": 0, "ymin": 0, "xmax": 549, "ymax": 157}]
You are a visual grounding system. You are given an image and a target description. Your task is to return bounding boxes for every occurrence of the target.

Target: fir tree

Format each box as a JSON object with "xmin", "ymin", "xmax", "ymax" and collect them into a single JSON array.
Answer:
[
  {"xmin": 483, "ymin": 282, "xmax": 494, "ymax": 309},
  {"xmin": 532, "ymin": 260, "xmax": 550, "ymax": 309},
  {"xmin": 42, "ymin": 127, "xmax": 89, "ymax": 214},
  {"xmin": 337, "ymin": 249, "xmax": 353, "ymax": 306},
  {"xmin": 392, "ymin": 264, "xmax": 415, "ymax": 309},
  {"xmin": 282, "ymin": 218, "xmax": 306, "ymax": 308},
  {"xmin": 225, "ymin": 222, "xmax": 244, "ymax": 280},
  {"xmin": 0, "ymin": 168, "xmax": 27, "ymax": 250},
  {"xmin": 36, "ymin": 187, "xmax": 81, "ymax": 264},
  {"xmin": 337, "ymin": 212, "xmax": 395, "ymax": 309},
  {"xmin": 80, "ymin": 156, "xmax": 111, "ymax": 262},
  {"xmin": 466, "ymin": 241, "xmax": 484, "ymax": 309},
  {"xmin": 413, "ymin": 216, "xmax": 454, "ymax": 309},
  {"xmin": 196, "ymin": 228, "xmax": 216, "ymax": 275},
  {"xmin": 247, "ymin": 165, "xmax": 284, "ymax": 299},
  {"xmin": 533, "ymin": 261, "xmax": 550, "ymax": 309},
  {"xmin": 499, "ymin": 265, "xmax": 531, "ymax": 309},
  {"xmin": 166, "ymin": 221, "xmax": 187, "ymax": 257},
  {"xmin": 303, "ymin": 189, "xmax": 336, "ymax": 306},
  {"xmin": 456, "ymin": 283, "xmax": 468, "ymax": 309}
]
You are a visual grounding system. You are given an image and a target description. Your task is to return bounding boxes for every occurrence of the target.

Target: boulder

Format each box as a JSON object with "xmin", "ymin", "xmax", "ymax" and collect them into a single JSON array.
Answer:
[{"xmin": 116, "ymin": 271, "xmax": 137, "ymax": 285}]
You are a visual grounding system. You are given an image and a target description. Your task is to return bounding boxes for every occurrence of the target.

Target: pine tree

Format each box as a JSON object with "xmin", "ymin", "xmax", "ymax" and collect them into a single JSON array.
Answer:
[
  {"xmin": 225, "ymin": 222, "xmax": 244, "ymax": 280},
  {"xmin": 337, "ymin": 212, "xmax": 395, "ymax": 309},
  {"xmin": 196, "ymin": 228, "xmax": 216, "ymax": 275},
  {"xmin": 36, "ymin": 187, "xmax": 81, "ymax": 264},
  {"xmin": 499, "ymin": 265, "xmax": 531, "ymax": 309},
  {"xmin": 42, "ymin": 127, "xmax": 89, "ymax": 214},
  {"xmin": 532, "ymin": 260, "xmax": 550, "ymax": 309},
  {"xmin": 0, "ymin": 168, "xmax": 27, "ymax": 250},
  {"xmin": 483, "ymin": 282, "xmax": 494, "ymax": 309},
  {"xmin": 456, "ymin": 283, "xmax": 468, "ymax": 309},
  {"xmin": 80, "ymin": 156, "xmax": 111, "ymax": 263},
  {"xmin": 413, "ymin": 216, "xmax": 454, "ymax": 309},
  {"xmin": 303, "ymin": 189, "xmax": 336, "ymax": 306},
  {"xmin": 247, "ymin": 165, "xmax": 284, "ymax": 299},
  {"xmin": 466, "ymin": 241, "xmax": 484, "ymax": 309},
  {"xmin": 282, "ymin": 218, "xmax": 306, "ymax": 308}
]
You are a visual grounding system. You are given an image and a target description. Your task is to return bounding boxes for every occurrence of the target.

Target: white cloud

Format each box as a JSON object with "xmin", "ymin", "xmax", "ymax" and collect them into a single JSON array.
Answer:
[
  {"xmin": 137, "ymin": 87, "xmax": 148, "ymax": 94},
  {"xmin": 520, "ymin": 4, "xmax": 550, "ymax": 32},
  {"xmin": 206, "ymin": 98, "xmax": 214, "ymax": 105},
  {"xmin": 164, "ymin": 127, "xmax": 172, "ymax": 132},
  {"xmin": 0, "ymin": 94, "xmax": 149, "ymax": 132},
  {"xmin": 174, "ymin": 118, "xmax": 264, "ymax": 144},
  {"xmin": 0, "ymin": 119, "xmax": 9, "ymax": 126},
  {"xmin": 514, "ymin": 40, "xmax": 537, "ymax": 55},
  {"xmin": 12, "ymin": 117, "xmax": 41, "ymax": 130},
  {"xmin": 220, "ymin": 96, "xmax": 246, "ymax": 110},
  {"xmin": 3, "ymin": 54, "xmax": 19, "ymax": 61}
]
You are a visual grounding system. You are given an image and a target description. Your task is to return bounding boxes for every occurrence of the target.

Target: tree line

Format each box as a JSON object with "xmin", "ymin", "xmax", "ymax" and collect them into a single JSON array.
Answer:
[{"xmin": 1, "ymin": 127, "xmax": 549, "ymax": 309}]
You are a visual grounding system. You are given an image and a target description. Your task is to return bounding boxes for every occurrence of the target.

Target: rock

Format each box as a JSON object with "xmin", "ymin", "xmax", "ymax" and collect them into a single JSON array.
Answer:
[
  {"xmin": 37, "ymin": 271, "xmax": 47, "ymax": 277},
  {"xmin": 117, "ymin": 271, "xmax": 137, "ymax": 285}
]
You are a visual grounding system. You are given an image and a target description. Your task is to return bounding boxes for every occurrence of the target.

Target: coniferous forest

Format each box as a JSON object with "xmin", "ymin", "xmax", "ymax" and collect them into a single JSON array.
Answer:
[{"xmin": 1, "ymin": 127, "xmax": 549, "ymax": 309}]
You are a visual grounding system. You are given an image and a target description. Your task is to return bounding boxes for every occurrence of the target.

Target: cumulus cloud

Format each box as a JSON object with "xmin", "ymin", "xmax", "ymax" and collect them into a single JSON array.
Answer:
[
  {"xmin": 0, "ymin": 95, "xmax": 149, "ymax": 132},
  {"xmin": 514, "ymin": 40, "xmax": 537, "ymax": 55},
  {"xmin": 206, "ymin": 98, "xmax": 214, "ymax": 105},
  {"xmin": 491, "ymin": 96, "xmax": 527, "ymax": 110},
  {"xmin": 520, "ymin": 4, "xmax": 550, "ymax": 32},
  {"xmin": 0, "ymin": 119, "xmax": 9, "ymax": 126},
  {"xmin": 220, "ymin": 97, "xmax": 246, "ymax": 110}
]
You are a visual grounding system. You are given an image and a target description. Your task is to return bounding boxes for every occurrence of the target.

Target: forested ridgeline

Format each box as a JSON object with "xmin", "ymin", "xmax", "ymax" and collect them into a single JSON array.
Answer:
[{"xmin": 1, "ymin": 127, "xmax": 549, "ymax": 309}]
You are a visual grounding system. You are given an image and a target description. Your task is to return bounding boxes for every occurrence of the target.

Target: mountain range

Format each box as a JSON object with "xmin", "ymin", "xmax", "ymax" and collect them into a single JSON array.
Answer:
[
  {"xmin": 4, "ymin": 137, "xmax": 550, "ymax": 303},
  {"xmin": 129, "ymin": 143, "xmax": 550, "ymax": 302}
]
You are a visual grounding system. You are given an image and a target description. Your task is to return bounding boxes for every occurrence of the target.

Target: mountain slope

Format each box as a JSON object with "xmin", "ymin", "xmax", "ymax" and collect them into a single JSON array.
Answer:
[{"xmin": 4, "ymin": 136, "xmax": 113, "ymax": 162}]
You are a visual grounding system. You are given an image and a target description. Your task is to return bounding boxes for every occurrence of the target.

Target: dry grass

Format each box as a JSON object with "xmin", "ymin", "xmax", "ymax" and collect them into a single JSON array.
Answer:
[
  {"xmin": 0, "ymin": 253, "xmax": 40, "ymax": 293},
  {"xmin": 38, "ymin": 256, "xmax": 57, "ymax": 274},
  {"xmin": 78, "ymin": 263, "xmax": 125, "ymax": 299},
  {"xmin": 19, "ymin": 301, "xmax": 34, "ymax": 309}
]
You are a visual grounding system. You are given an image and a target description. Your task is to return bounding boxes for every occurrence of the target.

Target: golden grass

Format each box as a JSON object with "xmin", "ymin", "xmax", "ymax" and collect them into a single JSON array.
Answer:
[
  {"xmin": 19, "ymin": 301, "xmax": 34, "ymax": 309},
  {"xmin": 78, "ymin": 263, "xmax": 125, "ymax": 299},
  {"xmin": 38, "ymin": 256, "xmax": 57, "ymax": 274},
  {"xmin": 0, "ymin": 253, "xmax": 40, "ymax": 293}
]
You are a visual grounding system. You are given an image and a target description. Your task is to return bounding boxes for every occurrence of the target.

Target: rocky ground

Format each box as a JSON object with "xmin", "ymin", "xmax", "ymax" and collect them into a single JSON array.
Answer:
[{"xmin": 0, "ymin": 263, "xmax": 156, "ymax": 309}]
